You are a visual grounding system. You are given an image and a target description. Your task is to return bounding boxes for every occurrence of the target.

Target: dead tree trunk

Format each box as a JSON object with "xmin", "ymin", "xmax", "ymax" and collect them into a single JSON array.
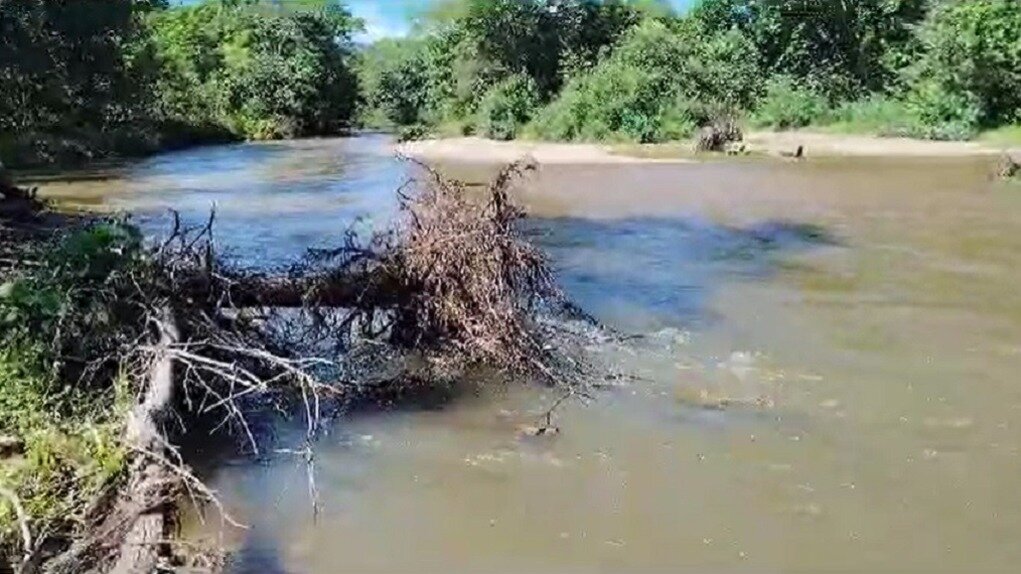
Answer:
[{"xmin": 44, "ymin": 311, "xmax": 181, "ymax": 574}]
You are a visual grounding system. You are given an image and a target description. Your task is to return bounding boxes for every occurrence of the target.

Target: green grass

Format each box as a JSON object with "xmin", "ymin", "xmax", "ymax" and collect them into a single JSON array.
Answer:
[
  {"xmin": 0, "ymin": 345, "xmax": 128, "ymax": 555},
  {"xmin": 813, "ymin": 97, "xmax": 919, "ymax": 137},
  {"xmin": 0, "ymin": 225, "xmax": 143, "ymax": 558},
  {"xmin": 980, "ymin": 125, "xmax": 1021, "ymax": 147}
]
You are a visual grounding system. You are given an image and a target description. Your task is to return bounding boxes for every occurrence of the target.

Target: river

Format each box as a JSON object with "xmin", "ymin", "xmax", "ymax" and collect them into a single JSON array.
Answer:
[{"xmin": 37, "ymin": 135, "xmax": 1021, "ymax": 572}]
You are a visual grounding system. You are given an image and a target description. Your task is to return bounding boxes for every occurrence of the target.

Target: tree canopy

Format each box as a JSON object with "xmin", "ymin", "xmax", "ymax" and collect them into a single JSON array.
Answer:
[
  {"xmin": 358, "ymin": 0, "xmax": 1021, "ymax": 143},
  {"xmin": 3, "ymin": 0, "xmax": 1020, "ymax": 168},
  {"xmin": 1, "ymin": 0, "xmax": 362, "ymax": 167}
]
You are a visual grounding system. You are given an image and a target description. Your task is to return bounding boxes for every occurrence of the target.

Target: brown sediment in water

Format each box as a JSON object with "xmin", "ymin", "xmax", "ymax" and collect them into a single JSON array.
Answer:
[{"xmin": 23, "ymin": 136, "xmax": 1021, "ymax": 573}]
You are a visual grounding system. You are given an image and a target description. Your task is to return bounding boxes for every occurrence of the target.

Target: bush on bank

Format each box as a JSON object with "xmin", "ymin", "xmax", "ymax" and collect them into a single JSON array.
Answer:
[
  {"xmin": 359, "ymin": 0, "xmax": 1021, "ymax": 144},
  {"xmin": 5, "ymin": 0, "xmax": 1021, "ymax": 166},
  {"xmin": 0, "ymin": 0, "xmax": 362, "ymax": 169},
  {"xmin": 0, "ymin": 223, "xmax": 142, "ymax": 558}
]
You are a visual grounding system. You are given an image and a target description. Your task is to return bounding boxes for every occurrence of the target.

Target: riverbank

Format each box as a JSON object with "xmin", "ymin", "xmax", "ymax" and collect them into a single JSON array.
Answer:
[
  {"xmin": 0, "ymin": 122, "xmax": 240, "ymax": 172},
  {"xmin": 398, "ymin": 131, "xmax": 1015, "ymax": 165},
  {"xmin": 745, "ymin": 130, "xmax": 1008, "ymax": 158},
  {"xmin": 397, "ymin": 136, "xmax": 695, "ymax": 165}
]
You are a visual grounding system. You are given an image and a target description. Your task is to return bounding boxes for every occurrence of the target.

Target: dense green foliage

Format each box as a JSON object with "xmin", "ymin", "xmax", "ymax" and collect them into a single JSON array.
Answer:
[
  {"xmin": 693, "ymin": 0, "xmax": 928, "ymax": 99},
  {"xmin": 359, "ymin": 0, "xmax": 664, "ymax": 137},
  {"xmin": 357, "ymin": 37, "xmax": 433, "ymax": 127},
  {"xmin": 477, "ymin": 74, "xmax": 540, "ymax": 140},
  {"xmin": 0, "ymin": 0, "xmax": 362, "ymax": 168},
  {"xmin": 3, "ymin": 0, "xmax": 1021, "ymax": 166},
  {"xmin": 149, "ymin": 0, "xmax": 361, "ymax": 140},
  {"xmin": 0, "ymin": 0, "xmax": 166, "ymax": 166},
  {"xmin": 904, "ymin": 0, "xmax": 1021, "ymax": 134},
  {"xmin": 359, "ymin": 0, "xmax": 1021, "ymax": 144},
  {"xmin": 751, "ymin": 76, "xmax": 830, "ymax": 130},
  {"xmin": 530, "ymin": 18, "xmax": 757, "ymax": 142}
]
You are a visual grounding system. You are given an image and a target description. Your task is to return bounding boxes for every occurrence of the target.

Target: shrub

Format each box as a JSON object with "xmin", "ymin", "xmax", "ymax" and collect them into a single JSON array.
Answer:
[
  {"xmin": 905, "ymin": 0, "xmax": 1021, "ymax": 129},
  {"xmin": 476, "ymin": 74, "xmax": 540, "ymax": 141},
  {"xmin": 530, "ymin": 20, "xmax": 701, "ymax": 144},
  {"xmin": 532, "ymin": 60, "xmax": 671, "ymax": 143},
  {"xmin": 904, "ymin": 79, "xmax": 984, "ymax": 140},
  {"xmin": 751, "ymin": 76, "xmax": 830, "ymax": 130},
  {"xmin": 825, "ymin": 96, "xmax": 926, "ymax": 137}
]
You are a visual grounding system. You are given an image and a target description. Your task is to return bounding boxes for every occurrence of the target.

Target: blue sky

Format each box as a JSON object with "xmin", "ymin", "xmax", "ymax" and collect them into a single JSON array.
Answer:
[
  {"xmin": 178, "ymin": 1, "xmax": 695, "ymax": 41},
  {"xmin": 348, "ymin": 0, "xmax": 696, "ymax": 41}
]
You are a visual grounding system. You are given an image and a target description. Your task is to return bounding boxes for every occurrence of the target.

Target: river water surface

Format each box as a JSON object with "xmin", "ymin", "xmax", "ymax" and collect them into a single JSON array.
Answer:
[{"xmin": 38, "ymin": 136, "xmax": 1021, "ymax": 572}]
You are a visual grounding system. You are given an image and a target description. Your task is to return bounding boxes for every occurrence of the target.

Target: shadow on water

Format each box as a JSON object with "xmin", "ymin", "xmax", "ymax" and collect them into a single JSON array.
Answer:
[
  {"xmin": 229, "ymin": 530, "xmax": 292, "ymax": 574},
  {"xmin": 530, "ymin": 215, "xmax": 841, "ymax": 331}
]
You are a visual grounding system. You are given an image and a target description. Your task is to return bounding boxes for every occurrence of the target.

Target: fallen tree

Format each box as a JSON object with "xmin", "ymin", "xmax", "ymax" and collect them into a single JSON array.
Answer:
[{"xmin": 1, "ymin": 160, "xmax": 600, "ymax": 571}]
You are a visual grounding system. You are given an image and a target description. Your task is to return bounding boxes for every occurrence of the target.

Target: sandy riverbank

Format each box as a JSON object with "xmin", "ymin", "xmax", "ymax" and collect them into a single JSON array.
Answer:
[
  {"xmin": 745, "ymin": 130, "xmax": 1007, "ymax": 158},
  {"xmin": 397, "ymin": 132, "xmax": 1014, "ymax": 165},
  {"xmin": 396, "ymin": 136, "xmax": 694, "ymax": 164}
]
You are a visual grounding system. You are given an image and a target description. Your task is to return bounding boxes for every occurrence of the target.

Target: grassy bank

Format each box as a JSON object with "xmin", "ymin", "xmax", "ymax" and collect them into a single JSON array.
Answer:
[
  {"xmin": 980, "ymin": 125, "xmax": 1021, "ymax": 148},
  {"xmin": 0, "ymin": 214, "xmax": 140, "ymax": 564}
]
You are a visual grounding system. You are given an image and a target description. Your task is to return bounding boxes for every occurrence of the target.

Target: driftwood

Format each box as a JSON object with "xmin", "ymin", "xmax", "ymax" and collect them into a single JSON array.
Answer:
[
  {"xmin": 779, "ymin": 145, "xmax": 805, "ymax": 159},
  {"xmin": 42, "ymin": 312, "xmax": 181, "ymax": 574},
  {"xmin": 695, "ymin": 117, "xmax": 743, "ymax": 153},
  {"xmin": 109, "ymin": 310, "xmax": 180, "ymax": 574},
  {"xmin": 998, "ymin": 152, "xmax": 1020, "ymax": 179},
  {"xmin": 180, "ymin": 268, "xmax": 397, "ymax": 310}
]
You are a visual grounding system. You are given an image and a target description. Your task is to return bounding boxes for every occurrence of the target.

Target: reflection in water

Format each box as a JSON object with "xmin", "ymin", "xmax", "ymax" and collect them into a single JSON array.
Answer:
[
  {"xmin": 42, "ymin": 138, "xmax": 1021, "ymax": 572},
  {"xmin": 230, "ymin": 530, "xmax": 291, "ymax": 574},
  {"xmin": 37, "ymin": 135, "xmax": 409, "ymax": 267}
]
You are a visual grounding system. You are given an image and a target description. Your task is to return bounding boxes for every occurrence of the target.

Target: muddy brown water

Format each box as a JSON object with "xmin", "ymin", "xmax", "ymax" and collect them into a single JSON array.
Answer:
[{"xmin": 36, "ymin": 136, "xmax": 1021, "ymax": 572}]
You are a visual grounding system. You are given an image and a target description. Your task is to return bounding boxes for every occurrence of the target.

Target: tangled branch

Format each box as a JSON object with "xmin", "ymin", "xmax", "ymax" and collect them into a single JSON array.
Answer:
[{"xmin": 3, "ymin": 160, "xmax": 606, "ymax": 571}]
